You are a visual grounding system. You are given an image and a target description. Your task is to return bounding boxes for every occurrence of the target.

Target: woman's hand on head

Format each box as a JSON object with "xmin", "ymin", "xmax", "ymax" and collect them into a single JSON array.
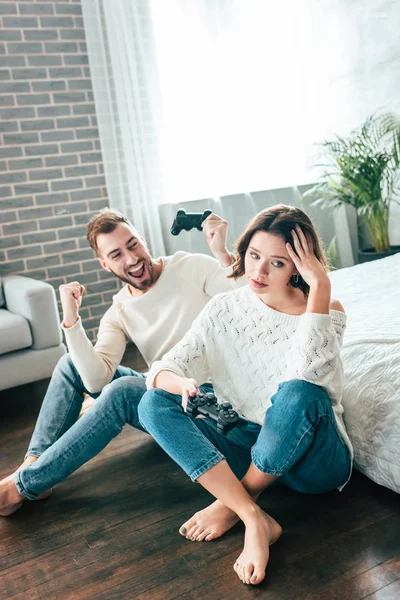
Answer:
[
  {"xmin": 181, "ymin": 378, "xmax": 200, "ymax": 412},
  {"xmin": 286, "ymin": 224, "xmax": 330, "ymax": 288}
]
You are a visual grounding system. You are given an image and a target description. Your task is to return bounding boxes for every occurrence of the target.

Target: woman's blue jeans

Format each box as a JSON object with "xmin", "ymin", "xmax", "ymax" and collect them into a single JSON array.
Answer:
[{"xmin": 138, "ymin": 380, "xmax": 352, "ymax": 494}]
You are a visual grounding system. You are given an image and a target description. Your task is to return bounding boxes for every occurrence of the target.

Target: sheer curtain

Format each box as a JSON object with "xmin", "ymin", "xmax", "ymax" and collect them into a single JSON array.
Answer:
[{"xmin": 82, "ymin": 0, "xmax": 400, "ymax": 258}]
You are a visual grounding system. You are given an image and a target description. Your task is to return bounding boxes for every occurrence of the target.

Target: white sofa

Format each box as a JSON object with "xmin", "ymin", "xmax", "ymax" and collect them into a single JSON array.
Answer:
[{"xmin": 0, "ymin": 275, "xmax": 66, "ymax": 392}]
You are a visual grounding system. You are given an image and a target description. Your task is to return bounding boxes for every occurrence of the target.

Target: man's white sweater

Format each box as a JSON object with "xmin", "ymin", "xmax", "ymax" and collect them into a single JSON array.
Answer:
[
  {"xmin": 147, "ymin": 285, "xmax": 353, "ymax": 459},
  {"xmin": 62, "ymin": 251, "xmax": 244, "ymax": 393}
]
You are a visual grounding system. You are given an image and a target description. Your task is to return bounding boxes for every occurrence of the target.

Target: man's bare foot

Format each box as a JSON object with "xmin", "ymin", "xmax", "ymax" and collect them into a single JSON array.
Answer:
[
  {"xmin": 17, "ymin": 456, "xmax": 52, "ymax": 501},
  {"xmin": 0, "ymin": 474, "xmax": 25, "ymax": 516},
  {"xmin": 179, "ymin": 499, "xmax": 240, "ymax": 541},
  {"xmin": 233, "ymin": 508, "xmax": 282, "ymax": 585}
]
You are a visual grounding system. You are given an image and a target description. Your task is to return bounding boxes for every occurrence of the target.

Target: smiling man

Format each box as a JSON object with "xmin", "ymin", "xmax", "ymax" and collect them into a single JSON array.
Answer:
[{"xmin": 0, "ymin": 208, "xmax": 244, "ymax": 516}]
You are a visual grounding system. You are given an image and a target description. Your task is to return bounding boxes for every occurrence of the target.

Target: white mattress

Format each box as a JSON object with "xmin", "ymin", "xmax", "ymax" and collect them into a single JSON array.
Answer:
[{"xmin": 330, "ymin": 253, "xmax": 400, "ymax": 493}]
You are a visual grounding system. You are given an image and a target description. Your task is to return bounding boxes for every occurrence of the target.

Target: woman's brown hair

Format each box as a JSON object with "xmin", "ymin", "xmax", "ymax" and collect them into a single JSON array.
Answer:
[{"xmin": 229, "ymin": 204, "xmax": 328, "ymax": 297}]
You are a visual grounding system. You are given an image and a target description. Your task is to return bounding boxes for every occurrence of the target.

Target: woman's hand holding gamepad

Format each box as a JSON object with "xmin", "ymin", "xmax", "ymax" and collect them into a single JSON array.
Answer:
[{"xmin": 180, "ymin": 378, "xmax": 200, "ymax": 412}]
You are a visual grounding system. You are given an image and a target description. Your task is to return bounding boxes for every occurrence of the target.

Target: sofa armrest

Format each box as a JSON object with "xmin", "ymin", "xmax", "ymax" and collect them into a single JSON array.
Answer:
[{"xmin": 3, "ymin": 275, "xmax": 62, "ymax": 350}]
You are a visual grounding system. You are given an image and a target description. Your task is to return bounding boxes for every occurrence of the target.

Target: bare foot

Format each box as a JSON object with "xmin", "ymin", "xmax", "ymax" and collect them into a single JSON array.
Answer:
[
  {"xmin": 233, "ymin": 508, "xmax": 282, "ymax": 586},
  {"xmin": 179, "ymin": 499, "xmax": 240, "ymax": 541},
  {"xmin": 0, "ymin": 474, "xmax": 25, "ymax": 516},
  {"xmin": 79, "ymin": 394, "xmax": 95, "ymax": 417},
  {"xmin": 17, "ymin": 456, "xmax": 52, "ymax": 501}
]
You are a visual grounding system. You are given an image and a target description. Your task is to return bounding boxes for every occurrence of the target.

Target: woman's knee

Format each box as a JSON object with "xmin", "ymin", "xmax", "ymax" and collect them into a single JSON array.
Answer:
[
  {"xmin": 138, "ymin": 388, "xmax": 179, "ymax": 425},
  {"xmin": 273, "ymin": 379, "xmax": 330, "ymax": 415}
]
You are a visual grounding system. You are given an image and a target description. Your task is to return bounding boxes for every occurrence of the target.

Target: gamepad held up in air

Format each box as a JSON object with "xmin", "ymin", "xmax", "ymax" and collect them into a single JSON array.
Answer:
[
  {"xmin": 186, "ymin": 392, "xmax": 248, "ymax": 435},
  {"xmin": 170, "ymin": 209, "xmax": 212, "ymax": 236}
]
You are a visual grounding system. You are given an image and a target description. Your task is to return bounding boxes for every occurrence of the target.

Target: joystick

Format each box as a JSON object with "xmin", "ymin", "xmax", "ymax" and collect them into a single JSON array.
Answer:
[
  {"xmin": 186, "ymin": 392, "xmax": 248, "ymax": 435},
  {"xmin": 170, "ymin": 209, "xmax": 212, "ymax": 236}
]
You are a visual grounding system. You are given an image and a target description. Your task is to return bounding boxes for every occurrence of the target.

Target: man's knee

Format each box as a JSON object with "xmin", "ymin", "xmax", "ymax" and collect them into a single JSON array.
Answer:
[
  {"xmin": 53, "ymin": 353, "xmax": 76, "ymax": 377},
  {"xmin": 103, "ymin": 375, "xmax": 147, "ymax": 402}
]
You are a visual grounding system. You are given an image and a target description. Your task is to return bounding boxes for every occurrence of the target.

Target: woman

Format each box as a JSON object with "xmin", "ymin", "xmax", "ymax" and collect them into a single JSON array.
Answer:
[{"xmin": 138, "ymin": 204, "xmax": 353, "ymax": 586}]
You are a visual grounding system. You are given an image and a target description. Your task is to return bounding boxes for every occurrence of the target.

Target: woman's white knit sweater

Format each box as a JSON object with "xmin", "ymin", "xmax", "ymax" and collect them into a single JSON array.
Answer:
[{"xmin": 147, "ymin": 285, "xmax": 353, "ymax": 459}]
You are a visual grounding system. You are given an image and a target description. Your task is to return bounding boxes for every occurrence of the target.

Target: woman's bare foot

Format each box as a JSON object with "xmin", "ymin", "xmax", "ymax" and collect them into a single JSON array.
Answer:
[
  {"xmin": 233, "ymin": 508, "xmax": 282, "ymax": 585},
  {"xmin": 179, "ymin": 499, "xmax": 240, "ymax": 541},
  {"xmin": 0, "ymin": 474, "xmax": 25, "ymax": 516},
  {"xmin": 17, "ymin": 456, "xmax": 52, "ymax": 501}
]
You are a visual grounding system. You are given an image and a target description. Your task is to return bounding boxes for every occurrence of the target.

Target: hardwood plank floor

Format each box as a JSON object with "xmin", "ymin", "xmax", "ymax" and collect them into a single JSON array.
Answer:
[{"xmin": 0, "ymin": 352, "xmax": 399, "ymax": 599}]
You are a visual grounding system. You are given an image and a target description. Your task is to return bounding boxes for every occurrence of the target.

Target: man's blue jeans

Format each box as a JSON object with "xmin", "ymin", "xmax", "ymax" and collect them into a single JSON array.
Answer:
[
  {"xmin": 138, "ymin": 380, "xmax": 352, "ymax": 494},
  {"xmin": 15, "ymin": 354, "xmax": 148, "ymax": 500}
]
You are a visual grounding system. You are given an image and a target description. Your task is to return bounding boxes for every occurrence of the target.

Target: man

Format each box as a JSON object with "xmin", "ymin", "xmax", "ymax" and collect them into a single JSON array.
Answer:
[{"xmin": 0, "ymin": 208, "xmax": 244, "ymax": 516}]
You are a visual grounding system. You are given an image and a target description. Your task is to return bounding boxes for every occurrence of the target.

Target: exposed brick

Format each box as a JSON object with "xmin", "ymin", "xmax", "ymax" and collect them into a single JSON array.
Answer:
[
  {"xmin": 51, "ymin": 178, "xmax": 83, "ymax": 192},
  {"xmin": 28, "ymin": 55, "xmax": 62, "ymax": 67},
  {"xmin": 39, "ymin": 216, "xmax": 73, "ymax": 230},
  {"xmin": 0, "ymin": 147, "xmax": 23, "ymax": 159},
  {"xmin": 73, "ymin": 104, "xmax": 96, "ymax": 116},
  {"xmin": 12, "ymin": 68, "xmax": 47, "ymax": 80},
  {"xmin": 1, "ymin": 82, "xmax": 30, "ymax": 93},
  {"xmin": 9, "ymin": 157, "xmax": 43, "ymax": 170},
  {"xmin": 3, "ymin": 221, "xmax": 38, "ymax": 236},
  {"xmin": 61, "ymin": 141, "xmax": 93, "ymax": 153},
  {"xmin": 45, "ymin": 155, "xmax": 78, "ymax": 167},
  {"xmin": 85, "ymin": 175, "xmax": 106, "ymax": 188},
  {"xmin": 27, "ymin": 254, "xmax": 60, "ymax": 269},
  {"xmin": 8, "ymin": 43, "xmax": 43, "ymax": 55},
  {"xmin": 55, "ymin": 3, "xmax": 82, "ymax": 15},
  {"xmin": 48, "ymin": 263, "xmax": 81, "ymax": 279},
  {"xmin": 0, "ymin": 3, "xmax": 18, "ymax": 15},
  {"xmin": 56, "ymin": 116, "xmax": 89, "ymax": 129},
  {"xmin": 29, "ymin": 167, "xmax": 63, "ymax": 181},
  {"xmin": 60, "ymin": 29, "xmax": 85, "ymax": 41},
  {"xmin": 24, "ymin": 30, "xmax": 58, "ymax": 42},
  {"xmin": 80, "ymin": 292, "xmax": 103, "ymax": 307},
  {"xmin": 32, "ymin": 81, "xmax": 66, "ymax": 92},
  {"xmin": 3, "ymin": 17, "xmax": 38, "ymax": 28},
  {"xmin": 14, "ymin": 182, "xmax": 49, "ymax": 195},
  {"xmin": 66, "ymin": 165, "xmax": 97, "ymax": 178},
  {"xmin": 44, "ymin": 240, "xmax": 77, "ymax": 254},
  {"xmin": 0, "ymin": 235, "xmax": 21, "ymax": 250},
  {"xmin": 78, "ymin": 271, "xmax": 99, "ymax": 285},
  {"xmin": 90, "ymin": 303, "xmax": 108, "ymax": 317},
  {"xmin": 0, "ymin": 186, "xmax": 13, "ymax": 198},
  {"xmin": 41, "ymin": 130, "xmax": 74, "ymax": 142},
  {"xmin": 0, "ymin": 121, "xmax": 18, "ymax": 133},
  {"xmin": 20, "ymin": 4, "xmax": 55, "ymax": 15},
  {"xmin": 40, "ymin": 16, "xmax": 74, "ymax": 28},
  {"xmin": 0, "ymin": 56, "xmax": 27, "ymax": 67},
  {"xmin": 0, "ymin": 260, "xmax": 25, "ymax": 274},
  {"xmin": 82, "ymin": 259, "xmax": 99, "ymax": 272},
  {"xmin": 8, "ymin": 245, "xmax": 42, "ymax": 261},
  {"xmin": 74, "ymin": 17, "xmax": 84, "ymax": 29},
  {"xmin": 0, "ymin": 171, "xmax": 27, "ymax": 185},
  {"xmin": 22, "ymin": 231, "xmax": 57, "ymax": 245},
  {"xmin": 18, "ymin": 206, "xmax": 53, "ymax": 221},
  {"xmin": 70, "ymin": 187, "xmax": 101, "ymax": 202},
  {"xmin": 80, "ymin": 152, "xmax": 102, "ymax": 164},
  {"xmin": 21, "ymin": 119, "xmax": 55, "ymax": 131},
  {"xmin": 0, "ymin": 70, "xmax": 11, "ymax": 80},
  {"xmin": 76, "ymin": 128, "xmax": 99, "ymax": 140},
  {"xmin": 68, "ymin": 79, "xmax": 92, "ymax": 91},
  {"xmin": 36, "ymin": 191, "xmax": 69, "ymax": 206},
  {"xmin": 0, "ymin": 209, "xmax": 16, "ymax": 224},
  {"xmin": 58, "ymin": 225, "xmax": 87, "ymax": 240},
  {"xmin": 54, "ymin": 92, "xmax": 86, "ymax": 103},
  {"xmin": 62, "ymin": 248, "xmax": 93, "ymax": 264},
  {"xmin": 3, "ymin": 132, "xmax": 39, "ymax": 145},
  {"xmin": 17, "ymin": 93, "xmax": 51, "ymax": 105},
  {"xmin": 0, "ymin": 31, "xmax": 22, "ymax": 42},
  {"xmin": 38, "ymin": 105, "xmax": 71, "ymax": 117},
  {"xmin": 25, "ymin": 143, "xmax": 59, "ymax": 156},
  {"xmin": 64, "ymin": 54, "xmax": 88, "ymax": 66},
  {"xmin": 22, "ymin": 269, "xmax": 47, "ymax": 281},
  {"xmin": 1, "ymin": 196, "xmax": 33, "ymax": 209},
  {"xmin": 0, "ymin": 107, "xmax": 35, "ymax": 119},
  {"xmin": 54, "ymin": 201, "xmax": 88, "ymax": 217},
  {"xmin": 49, "ymin": 67, "xmax": 83, "ymax": 79},
  {"xmin": 45, "ymin": 42, "xmax": 78, "ymax": 54}
]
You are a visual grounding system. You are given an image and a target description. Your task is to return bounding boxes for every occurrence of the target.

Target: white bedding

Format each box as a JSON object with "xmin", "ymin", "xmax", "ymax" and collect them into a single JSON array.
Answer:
[{"xmin": 330, "ymin": 253, "xmax": 400, "ymax": 493}]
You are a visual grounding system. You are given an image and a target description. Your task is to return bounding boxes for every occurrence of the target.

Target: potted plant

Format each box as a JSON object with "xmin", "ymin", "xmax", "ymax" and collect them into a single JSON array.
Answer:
[{"xmin": 303, "ymin": 112, "xmax": 400, "ymax": 263}]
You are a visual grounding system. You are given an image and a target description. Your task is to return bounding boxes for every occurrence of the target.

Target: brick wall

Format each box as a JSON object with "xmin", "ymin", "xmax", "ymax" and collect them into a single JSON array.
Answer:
[{"xmin": 0, "ymin": 0, "xmax": 120, "ymax": 341}]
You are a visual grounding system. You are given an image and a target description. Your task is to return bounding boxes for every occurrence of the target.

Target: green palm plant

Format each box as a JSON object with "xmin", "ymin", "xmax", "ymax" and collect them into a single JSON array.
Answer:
[{"xmin": 303, "ymin": 112, "xmax": 400, "ymax": 253}]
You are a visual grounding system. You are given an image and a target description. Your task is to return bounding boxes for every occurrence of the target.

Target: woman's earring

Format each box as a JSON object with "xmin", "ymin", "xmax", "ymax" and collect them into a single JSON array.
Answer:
[{"xmin": 293, "ymin": 273, "xmax": 299, "ymax": 283}]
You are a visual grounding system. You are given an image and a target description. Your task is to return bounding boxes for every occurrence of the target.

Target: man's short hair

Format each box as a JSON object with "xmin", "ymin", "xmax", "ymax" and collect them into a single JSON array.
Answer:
[{"xmin": 87, "ymin": 208, "xmax": 133, "ymax": 255}]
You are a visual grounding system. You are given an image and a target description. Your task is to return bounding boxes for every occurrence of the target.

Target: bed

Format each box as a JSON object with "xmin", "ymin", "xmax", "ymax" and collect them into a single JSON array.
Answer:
[{"xmin": 330, "ymin": 252, "xmax": 400, "ymax": 494}]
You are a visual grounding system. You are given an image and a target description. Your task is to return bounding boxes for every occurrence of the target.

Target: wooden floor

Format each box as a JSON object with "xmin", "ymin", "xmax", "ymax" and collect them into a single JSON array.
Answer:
[{"xmin": 0, "ymin": 357, "xmax": 399, "ymax": 599}]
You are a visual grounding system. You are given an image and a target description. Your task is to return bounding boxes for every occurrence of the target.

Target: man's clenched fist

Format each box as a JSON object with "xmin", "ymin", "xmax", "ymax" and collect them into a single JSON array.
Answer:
[{"xmin": 59, "ymin": 281, "xmax": 85, "ymax": 328}]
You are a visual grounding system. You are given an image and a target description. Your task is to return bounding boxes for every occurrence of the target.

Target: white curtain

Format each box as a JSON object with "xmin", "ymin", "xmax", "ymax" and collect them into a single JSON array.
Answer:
[{"xmin": 82, "ymin": 0, "xmax": 400, "ymax": 259}]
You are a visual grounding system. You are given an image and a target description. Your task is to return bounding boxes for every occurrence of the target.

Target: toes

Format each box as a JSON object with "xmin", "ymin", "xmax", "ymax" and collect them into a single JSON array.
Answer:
[
  {"xmin": 250, "ymin": 564, "xmax": 266, "ymax": 585},
  {"xmin": 179, "ymin": 516, "xmax": 196, "ymax": 537},
  {"xmin": 244, "ymin": 564, "xmax": 254, "ymax": 585},
  {"xmin": 187, "ymin": 525, "xmax": 201, "ymax": 541},
  {"xmin": 196, "ymin": 529, "xmax": 211, "ymax": 542}
]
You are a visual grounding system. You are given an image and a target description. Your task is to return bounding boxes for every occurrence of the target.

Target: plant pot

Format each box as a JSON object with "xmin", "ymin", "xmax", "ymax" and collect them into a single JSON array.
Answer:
[{"xmin": 357, "ymin": 246, "xmax": 400, "ymax": 263}]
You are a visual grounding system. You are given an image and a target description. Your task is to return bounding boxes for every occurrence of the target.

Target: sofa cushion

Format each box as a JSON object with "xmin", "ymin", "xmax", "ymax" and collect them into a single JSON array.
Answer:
[
  {"xmin": 0, "ymin": 276, "xmax": 4, "ymax": 308},
  {"xmin": 0, "ymin": 309, "xmax": 32, "ymax": 355}
]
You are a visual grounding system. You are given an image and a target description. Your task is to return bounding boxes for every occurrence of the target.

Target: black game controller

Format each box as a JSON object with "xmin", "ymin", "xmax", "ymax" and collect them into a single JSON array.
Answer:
[
  {"xmin": 186, "ymin": 392, "xmax": 248, "ymax": 435},
  {"xmin": 170, "ymin": 208, "xmax": 212, "ymax": 236}
]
